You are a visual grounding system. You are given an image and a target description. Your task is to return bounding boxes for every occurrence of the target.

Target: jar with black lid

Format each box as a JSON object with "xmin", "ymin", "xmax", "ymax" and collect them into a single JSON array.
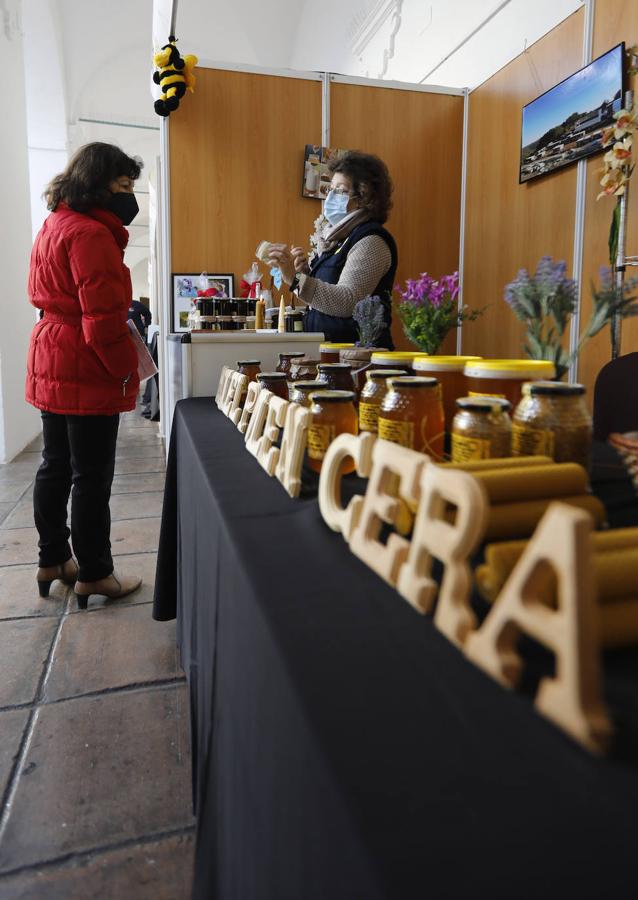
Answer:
[
  {"xmin": 316, "ymin": 363, "xmax": 354, "ymax": 392},
  {"xmin": 276, "ymin": 351, "xmax": 306, "ymax": 378},
  {"xmin": 307, "ymin": 390, "xmax": 358, "ymax": 473},
  {"xmin": 512, "ymin": 381, "xmax": 592, "ymax": 470},
  {"xmin": 256, "ymin": 372, "xmax": 289, "ymax": 401},
  {"xmin": 285, "ymin": 310, "xmax": 304, "ymax": 333},
  {"xmin": 237, "ymin": 360, "xmax": 261, "ymax": 382},
  {"xmin": 452, "ymin": 396, "xmax": 512, "ymax": 462}
]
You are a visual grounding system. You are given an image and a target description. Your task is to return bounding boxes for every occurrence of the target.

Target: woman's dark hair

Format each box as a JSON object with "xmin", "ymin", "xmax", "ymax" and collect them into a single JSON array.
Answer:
[
  {"xmin": 45, "ymin": 142, "xmax": 143, "ymax": 212},
  {"xmin": 328, "ymin": 151, "xmax": 393, "ymax": 223}
]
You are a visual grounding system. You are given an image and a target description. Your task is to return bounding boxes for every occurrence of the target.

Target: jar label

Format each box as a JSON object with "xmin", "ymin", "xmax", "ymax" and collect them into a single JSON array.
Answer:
[
  {"xmin": 359, "ymin": 402, "xmax": 379, "ymax": 433},
  {"xmin": 512, "ymin": 423, "xmax": 555, "ymax": 457},
  {"xmin": 294, "ymin": 321, "xmax": 304, "ymax": 332},
  {"xmin": 451, "ymin": 433, "xmax": 492, "ymax": 462},
  {"xmin": 378, "ymin": 417, "xmax": 414, "ymax": 448},
  {"xmin": 468, "ymin": 390, "xmax": 507, "ymax": 399},
  {"xmin": 307, "ymin": 423, "xmax": 335, "ymax": 460}
]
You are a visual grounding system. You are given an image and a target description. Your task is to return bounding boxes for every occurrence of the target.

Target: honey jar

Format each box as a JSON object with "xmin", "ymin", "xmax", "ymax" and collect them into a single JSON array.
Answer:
[
  {"xmin": 359, "ymin": 369, "xmax": 406, "ymax": 433},
  {"xmin": 378, "ymin": 376, "xmax": 445, "ymax": 458},
  {"xmin": 412, "ymin": 356, "xmax": 482, "ymax": 430},
  {"xmin": 256, "ymin": 372, "xmax": 289, "ymax": 401},
  {"xmin": 289, "ymin": 380, "xmax": 321, "ymax": 406},
  {"xmin": 316, "ymin": 363, "xmax": 355, "ymax": 392},
  {"xmin": 464, "ymin": 359, "xmax": 555, "ymax": 409},
  {"xmin": 276, "ymin": 351, "xmax": 306, "ymax": 378},
  {"xmin": 451, "ymin": 397, "xmax": 512, "ymax": 462},
  {"xmin": 320, "ymin": 343, "xmax": 355, "ymax": 364},
  {"xmin": 285, "ymin": 310, "xmax": 305, "ymax": 333},
  {"xmin": 237, "ymin": 360, "xmax": 261, "ymax": 382},
  {"xmin": 370, "ymin": 351, "xmax": 427, "ymax": 373},
  {"xmin": 307, "ymin": 390, "xmax": 358, "ymax": 473},
  {"xmin": 512, "ymin": 381, "xmax": 592, "ymax": 470}
]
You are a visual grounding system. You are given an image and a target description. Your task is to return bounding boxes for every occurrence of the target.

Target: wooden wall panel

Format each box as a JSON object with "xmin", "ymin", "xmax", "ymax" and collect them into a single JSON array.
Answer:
[
  {"xmin": 579, "ymin": 0, "xmax": 638, "ymax": 399},
  {"xmin": 170, "ymin": 68, "xmax": 322, "ymax": 292},
  {"xmin": 330, "ymin": 83, "xmax": 464, "ymax": 351},
  {"xmin": 462, "ymin": 10, "xmax": 584, "ymax": 360}
]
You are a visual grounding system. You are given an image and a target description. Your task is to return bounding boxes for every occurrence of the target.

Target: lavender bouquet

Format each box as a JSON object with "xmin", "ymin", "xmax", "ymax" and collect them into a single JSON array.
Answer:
[
  {"xmin": 396, "ymin": 271, "xmax": 483, "ymax": 355},
  {"xmin": 353, "ymin": 295, "xmax": 386, "ymax": 347}
]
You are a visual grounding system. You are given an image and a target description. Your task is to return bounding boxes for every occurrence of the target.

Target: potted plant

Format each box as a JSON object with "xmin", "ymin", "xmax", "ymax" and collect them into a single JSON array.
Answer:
[{"xmin": 395, "ymin": 271, "xmax": 483, "ymax": 355}]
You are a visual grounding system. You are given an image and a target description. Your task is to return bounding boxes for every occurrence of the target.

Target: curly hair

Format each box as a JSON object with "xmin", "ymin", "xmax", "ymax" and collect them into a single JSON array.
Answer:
[
  {"xmin": 45, "ymin": 142, "xmax": 143, "ymax": 212},
  {"xmin": 328, "ymin": 151, "xmax": 393, "ymax": 223}
]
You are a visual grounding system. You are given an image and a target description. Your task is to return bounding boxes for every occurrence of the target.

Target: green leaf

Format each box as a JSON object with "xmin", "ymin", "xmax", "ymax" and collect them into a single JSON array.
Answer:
[{"xmin": 609, "ymin": 200, "xmax": 621, "ymax": 268}]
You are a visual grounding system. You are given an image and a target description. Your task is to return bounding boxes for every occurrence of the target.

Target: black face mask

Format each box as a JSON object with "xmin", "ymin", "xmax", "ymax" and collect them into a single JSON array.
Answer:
[{"xmin": 107, "ymin": 191, "xmax": 139, "ymax": 226}]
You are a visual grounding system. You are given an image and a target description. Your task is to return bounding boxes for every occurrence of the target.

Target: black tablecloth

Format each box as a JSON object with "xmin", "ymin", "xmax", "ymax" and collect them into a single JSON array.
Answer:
[{"xmin": 154, "ymin": 398, "xmax": 638, "ymax": 900}]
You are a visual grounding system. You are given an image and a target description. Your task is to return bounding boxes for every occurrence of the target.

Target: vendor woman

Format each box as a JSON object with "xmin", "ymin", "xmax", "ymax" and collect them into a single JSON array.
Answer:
[{"xmin": 268, "ymin": 150, "xmax": 397, "ymax": 347}]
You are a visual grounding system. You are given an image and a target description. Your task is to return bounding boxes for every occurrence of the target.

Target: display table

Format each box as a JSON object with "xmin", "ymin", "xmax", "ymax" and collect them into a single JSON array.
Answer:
[{"xmin": 154, "ymin": 399, "xmax": 638, "ymax": 900}]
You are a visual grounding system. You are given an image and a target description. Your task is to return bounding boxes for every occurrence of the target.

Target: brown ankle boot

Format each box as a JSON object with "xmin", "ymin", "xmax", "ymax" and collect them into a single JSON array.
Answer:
[
  {"xmin": 36, "ymin": 558, "xmax": 79, "ymax": 597},
  {"xmin": 74, "ymin": 572, "xmax": 142, "ymax": 610}
]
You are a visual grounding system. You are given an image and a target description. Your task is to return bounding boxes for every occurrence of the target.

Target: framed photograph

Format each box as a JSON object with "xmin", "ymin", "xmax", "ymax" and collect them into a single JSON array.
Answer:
[
  {"xmin": 302, "ymin": 145, "xmax": 349, "ymax": 199},
  {"xmin": 172, "ymin": 273, "xmax": 235, "ymax": 332},
  {"xmin": 520, "ymin": 42, "xmax": 625, "ymax": 184}
]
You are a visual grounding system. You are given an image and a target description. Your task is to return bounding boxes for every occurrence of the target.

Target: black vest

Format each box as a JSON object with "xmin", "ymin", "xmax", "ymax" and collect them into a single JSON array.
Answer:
[{"xmin": 304, "ymin": 221, "xmax": 397, "ymax": 347}]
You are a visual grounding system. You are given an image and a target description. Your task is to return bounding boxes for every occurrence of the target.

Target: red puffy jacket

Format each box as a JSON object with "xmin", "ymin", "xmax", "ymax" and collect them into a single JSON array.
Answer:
[{"xmin": 26, "ymin": 203, "xmax": 140, "ymax": 415}]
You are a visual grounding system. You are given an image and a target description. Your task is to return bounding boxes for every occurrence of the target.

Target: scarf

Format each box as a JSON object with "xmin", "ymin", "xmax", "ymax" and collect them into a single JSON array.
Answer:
[{"xmin": 322, "ymin": 208, "xmax": 369, "ymax": 253}]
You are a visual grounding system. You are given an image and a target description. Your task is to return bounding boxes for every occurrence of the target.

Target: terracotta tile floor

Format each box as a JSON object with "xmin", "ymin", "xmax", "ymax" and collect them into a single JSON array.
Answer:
[{"xmin": 0, "ymin": 409, "xmax": 195, "ymax": 899}]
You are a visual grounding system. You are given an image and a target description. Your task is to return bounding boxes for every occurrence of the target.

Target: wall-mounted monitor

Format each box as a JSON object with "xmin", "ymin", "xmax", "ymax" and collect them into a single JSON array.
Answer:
[{"xmin": 520, "ymin": 42, "xmax": 625, "ymax": 184}]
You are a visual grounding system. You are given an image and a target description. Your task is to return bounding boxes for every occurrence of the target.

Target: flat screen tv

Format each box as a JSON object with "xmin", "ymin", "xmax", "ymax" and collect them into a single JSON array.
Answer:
[{"xmin": 520, "ymin": 42, "xmax": 625, "ymax": 184}]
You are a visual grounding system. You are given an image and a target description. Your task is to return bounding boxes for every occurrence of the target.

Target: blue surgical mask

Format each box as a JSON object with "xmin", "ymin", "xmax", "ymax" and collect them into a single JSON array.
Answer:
[{"xmin": 324, "ymin": 190, "xmax": 350, "ymax": 225}]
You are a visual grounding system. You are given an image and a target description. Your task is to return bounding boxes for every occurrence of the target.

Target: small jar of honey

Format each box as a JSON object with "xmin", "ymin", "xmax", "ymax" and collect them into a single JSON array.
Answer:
[
  {"xmin": 451, "ymin": 397, "xmax": 512, "ymax": 462},
  {"xmin": 256, "ymin": 372, "xmax": 289, "ymax": 401},
  {"xmin": 289, "ymin": 380, "xmax": 322, "ymax": 406},
  {"xmin": 463, "ymin": 359, "xmax": 555, "ymax": 409},
  {"xmin": 237, "ymin": 360, "xmax": 261, "ymax": 382},
  {"xmin": 512, "ymin": 381, "xmax": 592, "ymax": 470},
  {"xmin": 276, "ymin": 351, "xmax": 306, "ymax": 378},
  {"xmin": 370, "ymin": 351, "xmax": 426, "ymax": 373},
  {"xmin": 378, "ymin": 376, "xmax": 445, "ymax": 458},
  {"xmin": 316, "ymin": 363, "xmax": 355, "ymax": 392},
  {"xmin": 359, "ymin": 369, "xmax": 406, "ymax": 433},
  {"xmin": 320, "ymin": 343, "xmax": 355, "ymax": 364},
  {"xmin": 307, "ymin": 390, "xmax": 358, "ymax": 473},
  {"xmin": 412, "ymin": 356, "xmax": 482, "ymax": 431}
]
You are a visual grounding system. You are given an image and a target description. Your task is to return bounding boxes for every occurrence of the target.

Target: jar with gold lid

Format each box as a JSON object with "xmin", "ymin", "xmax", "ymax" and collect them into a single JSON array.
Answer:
[
  {"xmin": 237, "ymin": 360, "xmax": 261, "ymax": 382},
  {"xmin": 320, "ymin": 343, "xmax": 355, "ymax": 364},
  {"xmin": 378, "ymin": 376, "xmax": 445, "ymax": 458},
  {"xmin": 290, "ymin": 380, "xmax": 321, "ymax": 406},
  {"xmin": 412, "ymin": 356, "xmax": 482, "ymax": 431},
  {"xmin": 359, "ymin": 369, "xmax": 406, "ymax": 433},
  {"xmin": 307, "ymin": 390, "xmax": 358, "ymax": 473},
  {"xmin": 512, "ymin": 381, "xmax": 592, "ymax": 470},
  {"xmin": 256, "ymin": 372, "xmax": 289, "ymax": 401},
  {"xmin": 316, "ymin": 363, "xmax": 355, "ymax": 392},
  {"xmin": 464, "ymin": 359, "xmax": 555, "ymax": 409},
  {"xmin": 451, "ymin": 397, "xmax": 512, "ymax": 462},
  {"xmin": 276, "ymin": 351, "xmax": 306, "ymax": 378}
]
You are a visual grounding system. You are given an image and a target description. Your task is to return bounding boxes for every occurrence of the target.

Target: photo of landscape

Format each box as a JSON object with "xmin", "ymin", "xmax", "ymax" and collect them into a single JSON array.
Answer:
[{"xmin": 520, "ymin": 43, "xmax": 624, "ymax": 183}]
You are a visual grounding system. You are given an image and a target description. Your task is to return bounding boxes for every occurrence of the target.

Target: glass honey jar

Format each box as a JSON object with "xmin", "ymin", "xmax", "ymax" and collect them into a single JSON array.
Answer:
[
  {"xmin": 378, "ymin": 376, "xmax": 445, "ymax": 458},
  {"xmin": 320, "ymin": 343, "xmax": 355, "ymax": 364},
  {"xmin": 276, "ymin": 351, "xmax": 306, "ymax": 378},
  {"xmin": 512, "ymin": 381, "xmax": 592, "ymax": 470},
  {"xmin": 256, "ymin": 372, "xmax": 289, "ymax": 401},
  {"xmin": 451, "ymin": 397, "xmax": 512, "ymax": 462},
  {"xmin": 237, "ymin": 360, "xmax": 261, "ymax": 382},
  {"xmin": 359, "ymin": 369, "xmax": 406, "ymax": 433},
  {"xmin": 307, "ymin": 390, "xmax": 358, "ymax": 473},
  {"xmin": 412, "ymin": 356, "xmax": 482, "ymax": 431},
  {"xmin": 369, "ymin": 351, "xmax": 427, "ymax": 373},
  {"xmin": 316, "ymin": 363, "xmax": 355, "ymax": 392},
  {"xmin": 289, "ymin": 380, "xmax": 322, "ymax": 406},
  {"xmin": 464, "ymin": 359, "xmax": 555, "ymax": 409}
]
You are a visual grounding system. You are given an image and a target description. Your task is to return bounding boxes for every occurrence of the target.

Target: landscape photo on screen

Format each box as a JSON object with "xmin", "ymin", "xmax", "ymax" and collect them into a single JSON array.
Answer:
[{"xmin": 520, "ymin": 43, "xmax": 624, "ymax": 183}]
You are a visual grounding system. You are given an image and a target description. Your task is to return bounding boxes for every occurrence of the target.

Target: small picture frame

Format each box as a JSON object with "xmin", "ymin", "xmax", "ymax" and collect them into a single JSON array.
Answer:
[
  {"xmin": 172, "ymin": 273, "xmax": 235, "ymax": 332},
  {"xmin": 302, "ymin": 145, "xmax": 349, "ymax": 199}
]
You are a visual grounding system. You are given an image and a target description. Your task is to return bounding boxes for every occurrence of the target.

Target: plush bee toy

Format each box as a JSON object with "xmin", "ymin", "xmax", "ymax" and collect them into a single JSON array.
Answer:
[{"xmin": 153, "ymin": 36, "xmax": 198, "ymax": 117}]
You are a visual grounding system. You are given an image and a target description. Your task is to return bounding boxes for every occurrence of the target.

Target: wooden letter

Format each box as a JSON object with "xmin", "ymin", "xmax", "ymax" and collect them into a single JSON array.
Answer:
[
  {"xmin": 256, "ymin": 396, "xmax": 289, "ymax": 476},
  {"xmin": 348, "ymin": 440, "xmax": 427, "ymax": 586},
  {"xmin": 215, "ymin": 366, "xmax": 233, "ymax": 407},
  {"xmin": 318, "ymin": 432, "xmax": 376, "ymax": 539},
  {"xmin": 276, "ymin": 403, "xmax": 312, "ymax": 498},
  {"xmin": 464, "ymin": 502, "xmax": 612, "ymax": 754},
  {"xmin": 396, "ymin": 465, "xmax": 488, "ymax": 643},
  {"xmin": 238, "ymin": 381, "xmax": 262, "ymax": 434},
  {"xmin": 224, "ymin": 372, "xmax": 249, "ymax": 421},
  {"xmin": 245, "ymin": 389, "xmax": 273, "ymax": 457}
]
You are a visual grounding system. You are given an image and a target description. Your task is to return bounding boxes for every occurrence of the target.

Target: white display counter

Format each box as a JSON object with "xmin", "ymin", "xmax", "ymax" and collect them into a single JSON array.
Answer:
[{"xmin": 164, "ymin": 331, "xmax": 324, "ymax": 439}]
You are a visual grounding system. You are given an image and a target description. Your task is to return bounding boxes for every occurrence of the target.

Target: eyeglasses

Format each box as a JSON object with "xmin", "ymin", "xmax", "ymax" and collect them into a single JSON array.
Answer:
[{"xmin": 329, "ymin": 186, "xmax": 353, "ymax": 196}]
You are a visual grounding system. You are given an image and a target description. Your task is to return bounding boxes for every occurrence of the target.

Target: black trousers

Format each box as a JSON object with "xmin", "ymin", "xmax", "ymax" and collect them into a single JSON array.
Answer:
[{"xmin": 34, "ymin": 412, "xmax": 120, "ymax": 582}]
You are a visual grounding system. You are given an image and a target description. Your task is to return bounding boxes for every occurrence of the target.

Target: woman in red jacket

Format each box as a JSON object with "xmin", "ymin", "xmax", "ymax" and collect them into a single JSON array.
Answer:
[{"xmin": 26, "ymin": 142, "xmax": 144, "ymax": 609}]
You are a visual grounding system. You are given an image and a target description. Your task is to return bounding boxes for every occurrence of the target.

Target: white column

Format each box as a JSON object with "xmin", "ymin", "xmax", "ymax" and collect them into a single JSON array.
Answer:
[{"xmin": 0, "ymin": 0, "xmax": 40, "ymax": 462}]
